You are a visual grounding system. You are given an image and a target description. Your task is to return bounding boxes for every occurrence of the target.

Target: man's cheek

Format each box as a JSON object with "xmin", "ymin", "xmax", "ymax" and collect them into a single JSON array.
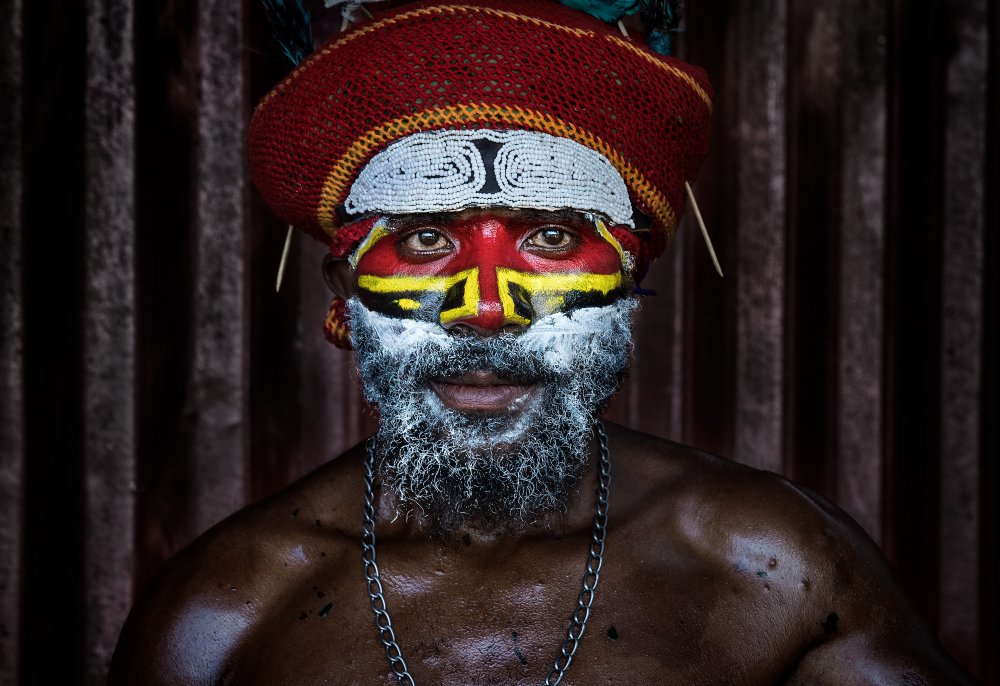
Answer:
[
  {"xmin": 497, "ymin": 268, "xmax": 627, "ymax": 326},
  {"xmin": 351, "ymin": 217, "xmax": 630, "ymax": 326},
  {"xmin": 355, "ymin": 268, "xmax": 481, "ymax": 324},
  {"xmin": 355, "ymin": 266, "xmax": 627, "ymax": 326}
]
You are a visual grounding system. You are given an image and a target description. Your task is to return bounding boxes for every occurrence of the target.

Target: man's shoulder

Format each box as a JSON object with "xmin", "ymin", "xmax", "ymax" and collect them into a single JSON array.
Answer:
[
  {"xmin": 607, "ymin": 420, "xmax": 811, "ymax": 519},
  {"xmin": 608, "ymin": 421, "xmax": 887, "ymax": 601},
  {"xmin": 607, "ymin": 423, "xmax": 973, "ymax": 684},
  {"xmin": 154, "ymin": 439, "xmax": 369, "ymax": 588},
  {"xmin": 108, "ymin": 442, "xmax": 368, "ymax": 685}
]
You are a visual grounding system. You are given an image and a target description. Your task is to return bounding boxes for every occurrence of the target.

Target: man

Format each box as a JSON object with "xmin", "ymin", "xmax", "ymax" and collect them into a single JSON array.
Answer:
[{"xmin": 109, "ymin": 1, "xmax": 976, "ymax": 684}]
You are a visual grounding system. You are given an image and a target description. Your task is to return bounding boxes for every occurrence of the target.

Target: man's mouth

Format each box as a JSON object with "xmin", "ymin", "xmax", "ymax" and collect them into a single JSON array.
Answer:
[{"xmin": 429, "ymin": 370, "xmax": 539, "ymax": 413}]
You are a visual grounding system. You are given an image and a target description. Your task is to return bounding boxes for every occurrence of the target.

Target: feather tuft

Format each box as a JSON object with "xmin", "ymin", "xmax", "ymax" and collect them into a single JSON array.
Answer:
[
  {"xmin": 259, "ymin": 0, "xmax": 313, "ymax": 66},
  {"xmin": 558, "ymin": 0, "xmax": 641, "ymax": 24},
  {"xmin": 639, "ymin": 0, "xmax": 684, "ymax": 55},
  {"xmin": 325, "ymin": 0, "xmax": 391, "ymax": 28}
]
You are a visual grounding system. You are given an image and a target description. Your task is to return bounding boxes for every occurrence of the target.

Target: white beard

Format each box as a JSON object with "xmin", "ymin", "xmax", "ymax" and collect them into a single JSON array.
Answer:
[{"xmin": 348, "ymin": 296, "xmax": 637, "ymax": 531}]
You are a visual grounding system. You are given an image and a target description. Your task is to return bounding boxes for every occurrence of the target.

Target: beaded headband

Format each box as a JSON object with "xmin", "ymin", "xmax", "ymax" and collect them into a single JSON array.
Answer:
[{"xmin": 345, "ymin": 130, "xmax": 636, "ymax": 228}]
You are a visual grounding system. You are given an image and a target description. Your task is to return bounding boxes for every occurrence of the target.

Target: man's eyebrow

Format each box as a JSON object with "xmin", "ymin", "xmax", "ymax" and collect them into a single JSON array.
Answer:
[
  {"xmin": 507, "ymin": 208, "xmax": 608, "ymax": 224},
  {"xmin": 540, "ymin": 209, "xmax": 599, "ymax": 224},
  {"xmin": 384, "ymin": 213, "xmax": 455, "ymax": 229},
  {"xmin": 383, "ymin": 208, "xmax": 601, "ymax": 230}
]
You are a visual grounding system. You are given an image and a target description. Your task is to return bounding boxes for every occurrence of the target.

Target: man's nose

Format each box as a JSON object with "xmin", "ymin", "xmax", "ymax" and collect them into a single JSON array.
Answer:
[{"xmin": 440, "ymin": 266, "xmax": 528, "ymax": 335}]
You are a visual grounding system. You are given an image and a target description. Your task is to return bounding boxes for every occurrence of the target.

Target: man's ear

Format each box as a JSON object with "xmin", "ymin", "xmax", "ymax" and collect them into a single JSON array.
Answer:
[{"xmin": 322, "ymin": 254, "xmax": 355, "ymax": 299}]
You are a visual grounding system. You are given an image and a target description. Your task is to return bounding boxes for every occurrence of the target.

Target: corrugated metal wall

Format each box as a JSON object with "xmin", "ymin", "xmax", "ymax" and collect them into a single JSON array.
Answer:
[{"xmin": 1, "ymin": 0, "xmax": 996, "ymax": 683}]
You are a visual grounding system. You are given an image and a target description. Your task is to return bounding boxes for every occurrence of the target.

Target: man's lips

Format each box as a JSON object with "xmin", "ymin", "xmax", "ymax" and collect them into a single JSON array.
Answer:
[{"xmin": 429, "ymin": 370, "xmax": 538, "ymax": 413}]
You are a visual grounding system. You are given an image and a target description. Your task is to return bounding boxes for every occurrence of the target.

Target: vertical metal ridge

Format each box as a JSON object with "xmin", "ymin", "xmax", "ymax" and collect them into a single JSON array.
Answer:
[
  {"xmin": 190, "ymin": 0, "xmax": 249, "ymax": 533},
  {"xmin": 938, "ymin": 0, "xmax": 987, "ymax": 673},
  {"xmin": 678, "ymin": 0, "xmax": 737, "ymax": 459},
  {"xmin": 296, "ymin": 241, "xmax": 367, "ymax": 470},
  {"xmin": 890, "ymin": 0, "xmax": 950, "ymax": 627},
  {"xmin": 627, "ymin": 226, "xmax": 685, "ymax": 440},
  {"xmin": 667, "ymin": 229, "xmax": 685, "ymax": 439},
  {"xmin": 82, "ymin": 0, "xmax": 136, "ymax": 681},
  {"xmin": 981, "ymin": 2, "xmax": 1000, "ymax": 679},
  {"xmin": 0, "ymin": 1, "xmax": 24, "ymax": 682},
  {"xmin": 980, "ymin": 3, "xmax": 1000, "ymax": 677},
  {"xmin": 785, "ymin": 0, "xmax": 841, "ymax": 493},
  {"xmin": 733, "ymin": 0, "xmax": 787, "ymax": 471},
  {"xmin": 836, "ymin": 0, "xmax": 888, "ymax": 543}
]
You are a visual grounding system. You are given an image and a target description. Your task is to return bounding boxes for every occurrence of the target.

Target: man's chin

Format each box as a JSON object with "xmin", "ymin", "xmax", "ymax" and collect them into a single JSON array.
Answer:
[{"xmin": 420, "ymin": 385, "xmax": 545, "ymax": 451}]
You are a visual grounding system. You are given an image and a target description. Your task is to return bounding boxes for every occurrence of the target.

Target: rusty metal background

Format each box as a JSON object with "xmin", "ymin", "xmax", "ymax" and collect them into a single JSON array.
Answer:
[
  {"xmin": 2, "ymin": 0, "xmax": 997, "ymax": 683},
  {"xmin": 0, "ymin": 0, "xmax": 24, "ymax": 683}
]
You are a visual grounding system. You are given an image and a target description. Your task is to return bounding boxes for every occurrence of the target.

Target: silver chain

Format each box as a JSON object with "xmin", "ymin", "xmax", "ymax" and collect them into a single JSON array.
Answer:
[
  {"xmin": 361, "ymin": 438, "xmax": 416, "ymax": 686},
  {"xmin": 361, "ymin": 421, "xmax": 612, "ymax": 686}
]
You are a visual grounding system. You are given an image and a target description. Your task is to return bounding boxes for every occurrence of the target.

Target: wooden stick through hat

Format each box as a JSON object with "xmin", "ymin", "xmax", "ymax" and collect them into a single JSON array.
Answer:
[{"xmin": 685, "ymin": 181, "xmax": 723, "ymax": 278}]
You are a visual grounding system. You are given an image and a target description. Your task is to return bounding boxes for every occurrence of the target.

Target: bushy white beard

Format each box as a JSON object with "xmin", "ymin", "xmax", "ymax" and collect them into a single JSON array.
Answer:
[{"xmin": 348, "ymin": 297, "xmax": 637, "ymax": 531}]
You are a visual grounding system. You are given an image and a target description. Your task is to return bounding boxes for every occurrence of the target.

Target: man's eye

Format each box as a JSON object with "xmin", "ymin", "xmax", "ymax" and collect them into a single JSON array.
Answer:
[
  {"xmin": 526, "ymin": 227, "xmax": 574, "ymax": 250},
  {"xmin": 402, "ymin": 229, "xmax": 451, "ymax": 253}
]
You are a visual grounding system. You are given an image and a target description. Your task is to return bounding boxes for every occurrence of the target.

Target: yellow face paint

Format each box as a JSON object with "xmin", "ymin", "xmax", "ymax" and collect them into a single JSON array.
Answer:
[
  {"xmin": 595, "ymin": 217, "xmax": 626, "ymax": 265},
  {"xmin": 351, "ymin": 211, "xmax": 630, "ymax": 329},
  {"xmin": 357, "ymin": 265, "xmax": 624, "ymax": 327},
  {"xmin": 349, "ymin": 219, "xmax": 392, "ymax": 269},
  {"xmin": 356, "ymin": 268, "xmax": 481, "ymax": 323},
  {"xmin": 396, "ymin": 298, "xmax": 422, "ymax": 311},
  {"xmin": 496, "ymin": 268, "xmax": 624, "ymax": 327}
]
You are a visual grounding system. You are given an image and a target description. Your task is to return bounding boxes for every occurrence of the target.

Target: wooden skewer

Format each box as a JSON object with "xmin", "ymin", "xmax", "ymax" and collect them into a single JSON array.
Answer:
[
  {"xmin": 282, "ymin": 3, "xmax": 369, "ymax": 294},
  {"xmin": 275, "ymin": 225, "xmax": 294, "ymax": 293},
  {"xmin": 323, "ymin": 7, "xmax": 359, "ymax": 294},
  {"xmin": 684, "ymin": 181, "xmax": 724, "ymax": 278}
]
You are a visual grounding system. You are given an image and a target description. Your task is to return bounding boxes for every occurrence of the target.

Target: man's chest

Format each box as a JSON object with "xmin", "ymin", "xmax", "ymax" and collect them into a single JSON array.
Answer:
[{"xmin": 227, "ymin": 539, "xmax": 813, "ymax": 685}]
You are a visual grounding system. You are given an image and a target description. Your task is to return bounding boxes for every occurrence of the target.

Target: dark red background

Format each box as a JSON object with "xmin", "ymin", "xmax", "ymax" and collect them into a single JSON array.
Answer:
[{"xmin": 0, "ymin": 0, "xmax": 996, "ymax": 684}]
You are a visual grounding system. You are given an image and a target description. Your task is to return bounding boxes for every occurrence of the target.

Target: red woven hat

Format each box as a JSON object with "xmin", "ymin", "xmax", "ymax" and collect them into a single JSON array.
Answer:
[{"xmin": 249, "ymin": 0, "xmax": 713, "ymax": 268}]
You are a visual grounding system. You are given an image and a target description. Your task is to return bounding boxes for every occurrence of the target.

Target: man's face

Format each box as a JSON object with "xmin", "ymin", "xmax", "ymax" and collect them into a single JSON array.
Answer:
[
  {"xmin": 347, "ymin": 208, "xmax": 636, "ymax": 530},
  {"xmin": 352, "ymin": 208, "xmax": 628, "ymax": 328}
]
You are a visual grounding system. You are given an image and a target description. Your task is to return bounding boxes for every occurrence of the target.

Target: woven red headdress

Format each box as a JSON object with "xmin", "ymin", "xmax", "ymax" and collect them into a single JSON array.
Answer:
[{"xmin": 250, "ymin": 0, "xmax": 713, "ymax": 346}]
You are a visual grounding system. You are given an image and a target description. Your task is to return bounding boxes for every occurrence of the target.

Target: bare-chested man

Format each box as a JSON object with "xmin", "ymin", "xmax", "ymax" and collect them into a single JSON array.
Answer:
[{"xmin": 108, "ymin": 1, "xmax": 977, "ymax": 684}]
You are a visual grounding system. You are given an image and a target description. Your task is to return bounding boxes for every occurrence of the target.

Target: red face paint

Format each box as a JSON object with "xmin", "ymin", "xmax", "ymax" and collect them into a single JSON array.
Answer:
[{"xmin": 353, "ymin": 209, "xmax": 628, "ymax": 330}]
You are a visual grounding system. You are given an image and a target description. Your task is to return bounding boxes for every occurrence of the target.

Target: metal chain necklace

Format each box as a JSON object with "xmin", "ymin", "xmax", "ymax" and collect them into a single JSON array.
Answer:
[{"xmin": 361, "ymin": 422, "xmax": 612, "ymax": 686}]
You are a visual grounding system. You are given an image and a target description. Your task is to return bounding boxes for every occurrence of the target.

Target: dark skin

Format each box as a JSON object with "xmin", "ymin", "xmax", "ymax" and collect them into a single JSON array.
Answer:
[{"xmin": 109, "ymin": 210, "xmax": 976, "ymax": 685}]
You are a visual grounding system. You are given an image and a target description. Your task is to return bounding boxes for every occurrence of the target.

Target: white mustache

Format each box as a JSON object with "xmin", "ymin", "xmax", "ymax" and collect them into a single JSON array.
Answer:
[{"xmin": 348, "ymin": 297, "xmax": 639, "ymax": 376}]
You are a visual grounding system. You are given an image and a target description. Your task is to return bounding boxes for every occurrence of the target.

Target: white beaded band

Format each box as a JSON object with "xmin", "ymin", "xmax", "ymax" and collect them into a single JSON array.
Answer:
[{"xmin": 345, "ymin": 129, "xmax": 635, "ymax": 227}]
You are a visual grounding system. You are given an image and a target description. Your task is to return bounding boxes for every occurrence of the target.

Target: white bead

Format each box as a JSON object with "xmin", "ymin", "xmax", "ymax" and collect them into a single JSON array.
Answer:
[{"xmin": 344, "ymin": 129, "xmax": 635, "ymax": 227}]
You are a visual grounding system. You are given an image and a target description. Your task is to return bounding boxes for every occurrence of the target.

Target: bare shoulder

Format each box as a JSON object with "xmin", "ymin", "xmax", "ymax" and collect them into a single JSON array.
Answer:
[
  {"xmin": 609, "ymin": 420, "xmax": 873, "ymax": 568},
  {"xmin": 606, "ymin": 421, "xmax": 868, "ymax": 596},
  {"xmin": 108, "ymin": 443, "xmax": 367, "ymax": 686},
  {"xmin": 605, "ymin": 422, "xmax": 976, "ymax": 685}
]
